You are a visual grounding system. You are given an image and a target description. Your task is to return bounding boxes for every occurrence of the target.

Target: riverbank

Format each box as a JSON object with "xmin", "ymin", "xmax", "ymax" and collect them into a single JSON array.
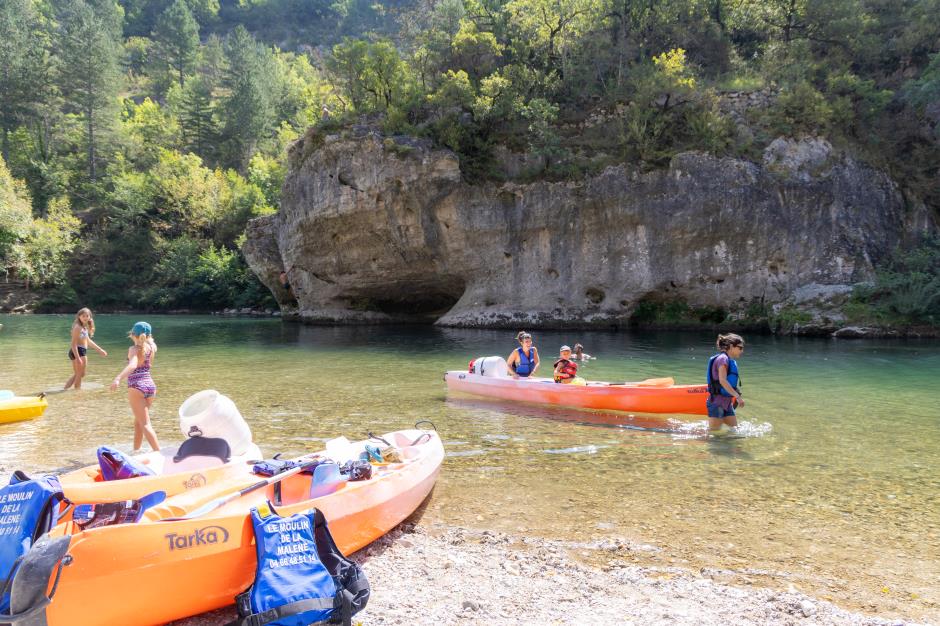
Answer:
[
  {"xmin": 173, "ymin": 521, "xmax": 928, "ymax": 626},
  {"xmin": 3, "ymin": 303, "xmax": 938, "ymax": 338}
]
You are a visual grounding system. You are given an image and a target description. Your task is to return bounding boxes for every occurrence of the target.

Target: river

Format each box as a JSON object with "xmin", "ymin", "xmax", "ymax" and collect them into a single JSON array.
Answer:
[{"xmin": 1, "ymin": 314, "xmax": 937, "ymax": 621}]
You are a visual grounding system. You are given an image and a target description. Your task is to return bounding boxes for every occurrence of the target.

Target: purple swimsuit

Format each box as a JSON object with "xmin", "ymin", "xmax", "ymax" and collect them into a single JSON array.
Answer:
[{"xmin": 127, "ymin": 350, "xmax": 156, "ymax": 398}]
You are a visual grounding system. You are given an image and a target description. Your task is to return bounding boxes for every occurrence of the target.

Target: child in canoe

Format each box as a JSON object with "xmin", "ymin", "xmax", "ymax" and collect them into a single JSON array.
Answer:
[{"xmin": 553, "ymin": 345, "xmax": 586, "ymax": 385}]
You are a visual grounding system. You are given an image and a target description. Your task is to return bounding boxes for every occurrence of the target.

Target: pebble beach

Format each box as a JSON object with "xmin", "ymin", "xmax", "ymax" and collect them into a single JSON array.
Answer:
[{"xmin": 175, "ymin": 519, "xmax": 930, "ymax": 626}]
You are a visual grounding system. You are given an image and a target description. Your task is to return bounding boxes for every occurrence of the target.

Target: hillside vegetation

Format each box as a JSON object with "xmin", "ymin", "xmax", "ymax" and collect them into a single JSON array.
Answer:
[{"xmin": 0, "ymin": 0, "xmax": 937, "ymax": 320}]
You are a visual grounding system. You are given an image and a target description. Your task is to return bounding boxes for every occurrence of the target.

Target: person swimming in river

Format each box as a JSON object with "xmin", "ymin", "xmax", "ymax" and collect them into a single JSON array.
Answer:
[
  {"xmin": 110, "ymin": 322, "xmax": 160, "ymax": 452},
  {"xmin": 706, "ymin": 333, "xmax": 745, "ymax": 431},
  {"xmin": 572, "ymin": 343, "xmax": 594, "ymax": 361},
  {"xmin": 64, "ymin": 308, "xmax": 107, "ymax": 390},
  {"xmin": 553, "ymin": 345, "xmax": 585, "ymax": 385},
  {"xmin": 506, "ymin": 331, "xmax": 539, "ymax": 378}
]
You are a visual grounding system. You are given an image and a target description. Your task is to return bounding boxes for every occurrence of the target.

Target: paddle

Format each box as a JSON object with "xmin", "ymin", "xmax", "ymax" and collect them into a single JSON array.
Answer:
[
  {"xmin": 615, "ymin": 377, "xmax": 675, "ymax": 387},
  {"xmin": 72, "ymin": 490, "xmax": 167, "ymax": 529},
  {"xmin": 158, "ymin": 459, "xmax": 321, "ymax": 522}
]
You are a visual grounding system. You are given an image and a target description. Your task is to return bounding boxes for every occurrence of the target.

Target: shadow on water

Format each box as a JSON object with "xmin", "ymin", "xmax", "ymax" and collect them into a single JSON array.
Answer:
[{"xmin": 445, "ymin": 394, "xmax": 707, "ymax": 433}]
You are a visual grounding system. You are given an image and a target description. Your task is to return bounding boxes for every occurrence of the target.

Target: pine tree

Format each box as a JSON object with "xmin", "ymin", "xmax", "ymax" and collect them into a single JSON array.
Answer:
[
  {"xmin": 0, "ymin": 0, "xmax": 47, "ymax": 163},
  {"xmin": 220, "ymin": 26, "xmax": 276, "ymax": 171},
  {"xmin": 56, "ymin": 0, "xmax": 122, "ymax": 182},
  {"xmin": 152, "ymin": 0, "xmax": 200, "ymax": 90},
  {"xmin": 178, "ymin": 74, "xmax": 219, "ymax": 162}
]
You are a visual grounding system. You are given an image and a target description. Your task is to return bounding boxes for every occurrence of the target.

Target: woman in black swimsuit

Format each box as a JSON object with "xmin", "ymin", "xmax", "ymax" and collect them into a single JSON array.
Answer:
[{"xmin": 64, "ymin": 308, "xmax": 107, "ymax": 390}]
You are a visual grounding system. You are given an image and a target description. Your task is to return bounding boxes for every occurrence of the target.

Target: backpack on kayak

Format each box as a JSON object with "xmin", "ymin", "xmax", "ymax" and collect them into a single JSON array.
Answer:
[
  {"xmin": 97, "ymin": 446, "xmax": 156, "ymax": 481},
  {"xmin": 231, "ymin": 502, "xmax": 369, "ymax": 626},
  {"xmin": 0, "ymin": 472, "xmax": 69, "ymax": 615}
]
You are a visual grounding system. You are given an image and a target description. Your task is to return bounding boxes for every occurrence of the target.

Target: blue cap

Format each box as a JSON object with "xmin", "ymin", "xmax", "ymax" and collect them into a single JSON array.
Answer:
[{"xmin": 131, "ymin": 321, "xmax": 152, "ymax": 336}]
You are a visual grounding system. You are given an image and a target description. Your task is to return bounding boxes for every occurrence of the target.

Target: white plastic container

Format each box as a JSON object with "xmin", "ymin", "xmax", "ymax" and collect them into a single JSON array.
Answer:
[
  {"xmin": 178, "ymin": 389, "xmax": 253, "ymax": 455},
  {"xmin": 471, "ymin": 356, "xmax": 510, "ymax": 378}
]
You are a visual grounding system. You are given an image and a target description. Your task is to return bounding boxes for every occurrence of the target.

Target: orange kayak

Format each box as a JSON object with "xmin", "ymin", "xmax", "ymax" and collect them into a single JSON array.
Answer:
[
  {"xmin": 57, "ymin": 441, "xmax": 263, "ymax": 504},
  {"xmin": 40, "ymin": 429, "xmax": 443, "ymax": 626},
  {"xmin": 445, "ymin": 370, "xmax": 708, "ymax": 414}
]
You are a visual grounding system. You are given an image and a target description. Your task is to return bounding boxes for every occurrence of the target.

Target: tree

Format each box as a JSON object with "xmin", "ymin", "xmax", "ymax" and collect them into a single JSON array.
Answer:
[
  {"xmin": 328, "ymin": 39, "xmax": 413, "ymax": 112},
  {"xmin": 0, "ymin": 0, "xmax": 48, "ymax": 163},
  {"xmin": 172, "ymin": 74, "xmax": 220, "ymax": 162},
  {"xmin": 151, "ymin": 0, "xmax": 200, "ymax": 91},
  {"xmin": 505, "ymin": 0, "xmax": 599, "ymax": 77},
  {"xmin": 0, "ymin": 155, "xmax": 33, "ymax": 260},
  {"xmin": 220, "ymin": 26, "xmax": 276, "ymax": 170},
  {"xmin": 56, "ymin": 0, "xmax": 123, "ymax": 182}
]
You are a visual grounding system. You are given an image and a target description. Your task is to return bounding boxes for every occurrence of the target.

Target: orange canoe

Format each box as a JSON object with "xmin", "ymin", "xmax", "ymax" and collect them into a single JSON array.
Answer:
[
  {"xmin": 445, "ymin": 370, "xmax": 708, "ymax": 415},
  {"xmin": 57, "ymin": 441, "xmax": 263, "ymax": 504},
  {"xmin": 39, "ymin": 429, "xmax": 443, "ymax": 626}
]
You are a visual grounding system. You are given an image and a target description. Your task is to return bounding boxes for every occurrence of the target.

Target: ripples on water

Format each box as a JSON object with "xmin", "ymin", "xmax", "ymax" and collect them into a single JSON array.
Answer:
[{"xmin": 1, "ymin": 315, "xmax": 938, "ymax": 620}]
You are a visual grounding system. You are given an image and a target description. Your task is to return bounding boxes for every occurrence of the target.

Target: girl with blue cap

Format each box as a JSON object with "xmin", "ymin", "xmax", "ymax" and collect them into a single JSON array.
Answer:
[{"xmin": 110, "ymin": 321, "xmax": 160, "ymax": 451}]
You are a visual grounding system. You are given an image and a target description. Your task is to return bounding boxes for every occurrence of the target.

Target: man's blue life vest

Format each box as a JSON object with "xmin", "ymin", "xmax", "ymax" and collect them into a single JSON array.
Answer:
[
  {"xmin": 706, "ymin": 353, "xmax": 740, "ymax": 397},
  {"xmin": 0, "ymin": 471, "xmax": 67, "ymax": 613},
  {"xmin": 97, "ymin": 446, "xmax": 156, "ymax": 481},
  {"xmin": 233, "ymin": 503, "xmax": 369, "ymax": 626},
  {"xmin": 514, "ymin": 347, "xmax": 535, "ymax": 377}
]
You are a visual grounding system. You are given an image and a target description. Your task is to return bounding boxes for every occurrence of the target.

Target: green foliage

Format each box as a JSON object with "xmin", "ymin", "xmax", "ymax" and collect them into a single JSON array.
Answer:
[
  {"xmin": 0, "ymin": 157, "xmax": 79, "ymax": 287},
  {"xmin": 628, "ymin": 296, "xmax": 728, "ymax": 326},
  {"xmin": 763, "ymin": 81, "xmax": 834, "ymax": 137},
  {"xmin": 140, "ymin": 236, "xmax": 274, "ymax": 309},
  {"xmin": 848, "ymin": 237, "xmax": 940, "ymax": 326},
  {"xmin": 0, "ymin": 0, "xmax": 938, "ymax": 316},
  {"xmin": 220, "ymin": 26, "xmax": 277, "ymax": 170},
  {"xmin": 0, "ymin": 155, "xmax": 33, "ymax": 257},
  {"xmin": 150, "ymin": 0, "xmax": 200, "ymax": 93},
  {"xmin": 56, "ymin": 0, "xmax": 124, "ymax": 181},
  {"xmin": 329, "ymin": 39, "xmax": 415, "ymax": 113}
]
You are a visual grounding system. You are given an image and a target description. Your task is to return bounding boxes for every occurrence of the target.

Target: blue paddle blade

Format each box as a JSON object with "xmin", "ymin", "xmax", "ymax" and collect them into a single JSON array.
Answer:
[
  {"xmin": 72, "ymin": 490, "xmax": 167, "ymax": 528},
  {"xmin": 135, "ymin": 490, "xmax": 167, "ymax": 521}
]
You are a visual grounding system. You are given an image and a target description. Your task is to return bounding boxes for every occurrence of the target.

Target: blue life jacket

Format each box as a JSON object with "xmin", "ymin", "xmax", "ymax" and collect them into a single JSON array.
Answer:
[
  {"xmin": 97, "ymin": 446, "xmax": 156, "ymax": 481},
  {"xmin": 234, "ymin": 503, "xmax": 369, "ymax": 626},
  {"xmin": 514, "ymin": 347, "xmax": 536, "ymax": 377},
  {"xmin": 0, "ymin": 472, "xmax": 66, "ymax": 614},
  {"xmin": 706, "ymin": 353, "xmax": 740, "ymax": 397}
]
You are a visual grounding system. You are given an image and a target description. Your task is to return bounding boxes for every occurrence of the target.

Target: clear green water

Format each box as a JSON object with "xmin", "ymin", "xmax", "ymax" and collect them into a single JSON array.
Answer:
[{"xmin": 1, "ymin": 315, "xmax": 938, "ymax": 620}]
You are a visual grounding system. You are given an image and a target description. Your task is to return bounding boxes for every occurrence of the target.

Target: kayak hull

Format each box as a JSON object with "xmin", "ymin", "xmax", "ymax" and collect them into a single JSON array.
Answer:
[
  {"xmin": 44, "ymin": 429, "xmax": 443, "ymax": 626},
  {"xmin": 445, "ymin": 371, "xmax": 708, "ymax": 415},
  {"xmin": 0, "ymin": 396, "xmax": 48, "ymax": 424}
]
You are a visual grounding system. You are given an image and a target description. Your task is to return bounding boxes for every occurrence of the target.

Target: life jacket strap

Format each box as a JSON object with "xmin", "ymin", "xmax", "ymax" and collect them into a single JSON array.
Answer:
[{"xmin": 232, "ymin": 596, "xmax": 337, "ymax": 626}]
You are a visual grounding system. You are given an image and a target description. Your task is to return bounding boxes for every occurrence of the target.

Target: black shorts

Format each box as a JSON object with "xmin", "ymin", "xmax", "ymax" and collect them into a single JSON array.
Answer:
[{"xmin": 68, "ymin": 346, "xmax": 88, "ymax": 360}]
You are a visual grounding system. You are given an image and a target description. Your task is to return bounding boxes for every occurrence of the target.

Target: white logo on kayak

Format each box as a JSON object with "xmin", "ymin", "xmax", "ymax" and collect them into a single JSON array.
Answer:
[{"xmin": 165, "ymin": 525, "xmax": 229, "ymax": 550}]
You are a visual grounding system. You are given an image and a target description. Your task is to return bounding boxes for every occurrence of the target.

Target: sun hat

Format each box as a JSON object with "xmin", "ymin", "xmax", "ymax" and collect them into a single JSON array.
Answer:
[{"xmin": 131, "ymin": 321, "xmax": 152, "ymax": 336}]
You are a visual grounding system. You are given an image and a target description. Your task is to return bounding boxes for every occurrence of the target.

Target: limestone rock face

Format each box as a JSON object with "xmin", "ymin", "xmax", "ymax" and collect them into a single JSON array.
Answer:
[{"xmin": 243, "ymin": 131, "xmax": 931, "ymax": 327}]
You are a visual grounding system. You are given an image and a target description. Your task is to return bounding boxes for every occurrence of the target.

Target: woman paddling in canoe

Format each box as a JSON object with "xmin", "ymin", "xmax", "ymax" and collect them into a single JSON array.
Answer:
[
  {"xmin": 506, "ymin": 331, "xmax": 540, "ymax": 378},
  {"xmin": 64, "ymin": 308, "xmax": 107, "ymax": 390},
  {"xmin": 110, "ymin": 321, "xmax": 160, "ymax": 452},
  {"xmin": 706, "ymin": 333, "xmax": 745, "ymax": 431}
]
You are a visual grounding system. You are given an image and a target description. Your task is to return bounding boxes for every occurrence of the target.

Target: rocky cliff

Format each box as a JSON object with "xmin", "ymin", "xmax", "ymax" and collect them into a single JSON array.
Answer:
[{"xmin": 243, "ymin": 130, "xmax": 933, "ymax": 328}]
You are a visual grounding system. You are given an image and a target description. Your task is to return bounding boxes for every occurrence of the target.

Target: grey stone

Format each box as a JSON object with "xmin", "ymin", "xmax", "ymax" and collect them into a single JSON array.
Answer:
[{"xmin": 243, "ymin": 130, "xmax": 933, "ymax": 328}]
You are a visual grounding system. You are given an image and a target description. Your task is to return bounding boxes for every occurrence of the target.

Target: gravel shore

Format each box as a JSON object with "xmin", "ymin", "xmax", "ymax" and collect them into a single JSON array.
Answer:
[{"xmin": 174, "ymin": 521, "xmax": 930, "ymax": 626}]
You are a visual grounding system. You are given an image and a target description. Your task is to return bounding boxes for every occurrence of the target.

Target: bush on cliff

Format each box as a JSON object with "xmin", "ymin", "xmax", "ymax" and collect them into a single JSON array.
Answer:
[{"xmin": 846, "ymin": 237, "xmax": 940, "ymax": 326}]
